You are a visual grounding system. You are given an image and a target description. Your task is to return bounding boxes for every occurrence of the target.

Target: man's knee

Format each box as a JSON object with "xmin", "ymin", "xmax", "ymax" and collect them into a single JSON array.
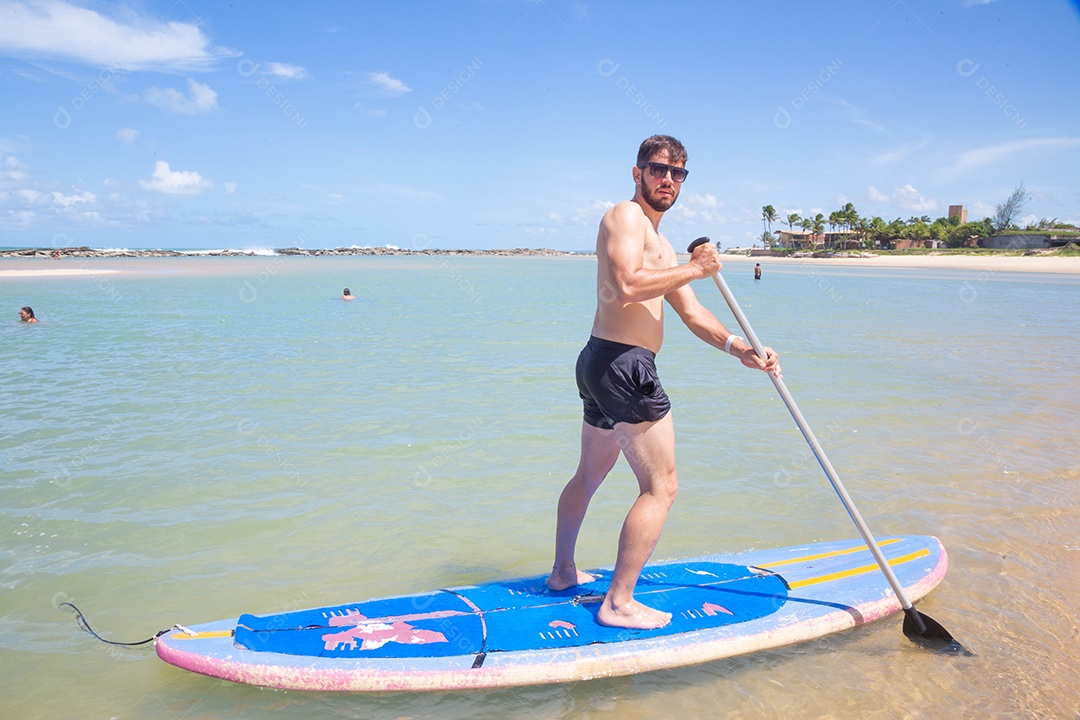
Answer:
[{"xmin": 656, "ymin": 476, "xmax": 678, "ymax": 507}]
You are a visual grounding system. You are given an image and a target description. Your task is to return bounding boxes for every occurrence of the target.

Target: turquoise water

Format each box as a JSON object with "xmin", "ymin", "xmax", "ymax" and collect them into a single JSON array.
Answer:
[{"xmin": 2, "ymin": 255, "xmax": 1079, "ymax": 719}]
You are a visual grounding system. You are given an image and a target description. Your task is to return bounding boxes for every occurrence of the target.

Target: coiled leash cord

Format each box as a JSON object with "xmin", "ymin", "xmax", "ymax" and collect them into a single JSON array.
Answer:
[{"xmin": 59, "ymin": 602, "xmax": 172, "ymax": 647}]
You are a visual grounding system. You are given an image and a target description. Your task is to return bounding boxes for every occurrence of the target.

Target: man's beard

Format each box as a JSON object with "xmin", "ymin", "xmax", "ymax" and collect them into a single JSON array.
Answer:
[{"xmin": 642, "ymin": 183, "xmax": 678, "ymax": 212}]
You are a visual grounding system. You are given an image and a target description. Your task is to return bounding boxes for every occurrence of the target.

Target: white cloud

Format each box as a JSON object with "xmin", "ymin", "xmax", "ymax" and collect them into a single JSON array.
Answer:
[
  {"xmin": 871, "ymin": 137, "xmax": 933, "ymax": 165},
  {"xmin": 266, "ymin": 62, "xmax": 308, "ymax": 80},
  {"xmin": 355, "ymin": 183, "xmax": 441, "ymax": 203},
  {"xmin": 867, "ymin": 185, "xmax": 889, "ymax": 203},
  {"xmin": 353, "ymin": 102, "xmax": 387, "ymax": 117},
  {"xmin": 892, "ymin": 184, "xmax": 938, "ymax": 213},
  {"xmin": 550, "ymin": 198, "xmax": 614, "ymax": 224},
  {"xmin": 942, "ymin": 137, "xmax": 1080, "ymax": 177},
  {"xmin": 116, "ymin": 127, "xmax": 138, "ymax": 144},
  {"xmin": 829, "ymin": 97, "xmax": 888, "ymax": 133},
  {"xmin": 1, "ymin": 155, "xmax": 29, "ymax": 186},
  {"xmin": 139, "ymin": 160, "xmax": 212, "ymax": 195},
  {"xmin": 669, "ymin": 192, "xmax": 728, "ymax": 224},
  {"xmin": 51, "ymin": 189, "xmax": 94, "ymax": 209},
  {"xmin": 4, "ymin": 209, "xmax": 36, "ymax": 226},
  {"xmin": 365, "ymin": 71, "xmax": 411, "ymax": 96},
  {"xmin": 0, "ymin": 0, "xmax": 235, "ymax": 71},
  {"xmin": 224, "ymin": 182, "xmax": 237, "ymax": 194},
  {"xmin": 145, "ymin": 78, "xmax": 217, "ymax": 114}
]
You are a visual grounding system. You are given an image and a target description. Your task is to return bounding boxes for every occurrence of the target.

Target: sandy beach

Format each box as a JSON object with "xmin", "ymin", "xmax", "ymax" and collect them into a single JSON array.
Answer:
[
  {"xmin": 0, "ymin": 268, "xmax": 122, "ymax": 278},
  {"xmin": 715, "ymin": 252, "xmax": 1080, "ymax": 275},
  {"xmin": 2, "ymin": 252, "xmax": 1080, "ymax": 277}
]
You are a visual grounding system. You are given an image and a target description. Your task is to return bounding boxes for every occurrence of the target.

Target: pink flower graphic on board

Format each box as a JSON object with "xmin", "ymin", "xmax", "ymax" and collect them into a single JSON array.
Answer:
[
  {"xmin": 702, "ymin": 602, "xmax": 734, "ymax": 616},
  {"xmin": 321, "ymin": 610, "xmax": 448, "ymax": 651}
]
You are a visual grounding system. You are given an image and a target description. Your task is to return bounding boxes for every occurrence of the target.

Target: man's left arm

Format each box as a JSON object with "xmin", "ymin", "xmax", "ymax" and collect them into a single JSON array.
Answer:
[{"xmin": 666, "ymin": 284, "xmax": 781, "ymax": 375}]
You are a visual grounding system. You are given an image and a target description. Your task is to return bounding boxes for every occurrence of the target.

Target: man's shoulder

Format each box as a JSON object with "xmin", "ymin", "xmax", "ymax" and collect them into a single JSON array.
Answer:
[
  {"xmin": 600, "ymin": 200, "xmax": 648, "ymax": 233},
  {"xmin": 606, "ymin": 199, "xmax": 645, "ymax": 219}
]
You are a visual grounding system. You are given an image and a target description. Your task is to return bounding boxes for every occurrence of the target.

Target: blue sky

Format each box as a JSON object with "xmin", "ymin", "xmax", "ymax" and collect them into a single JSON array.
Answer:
[{"xmin": 1, "ymin": 0, "xmax": 1078, "ymax": 251}]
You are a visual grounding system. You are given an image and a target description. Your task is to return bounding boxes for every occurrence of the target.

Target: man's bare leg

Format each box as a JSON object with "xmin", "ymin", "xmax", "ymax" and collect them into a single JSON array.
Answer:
[
  {"xmin": 546, "ymin": 422, "xmax": 621, "ymax": 591},
  {"xmin": 596, "ymin": 413, "xmax": 678, "ymax": 630}
]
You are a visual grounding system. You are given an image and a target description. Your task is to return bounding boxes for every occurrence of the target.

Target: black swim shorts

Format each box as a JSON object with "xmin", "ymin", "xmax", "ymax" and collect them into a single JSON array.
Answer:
[{"xmin": 576, "ymin": 335, "xmax": 671, "ymax": 429}]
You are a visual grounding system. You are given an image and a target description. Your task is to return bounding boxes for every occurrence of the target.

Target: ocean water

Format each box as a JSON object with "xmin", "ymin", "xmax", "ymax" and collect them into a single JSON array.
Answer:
[{"xmin": 2, "ymin": 255, "xmax": 1078, "ymax": 719}]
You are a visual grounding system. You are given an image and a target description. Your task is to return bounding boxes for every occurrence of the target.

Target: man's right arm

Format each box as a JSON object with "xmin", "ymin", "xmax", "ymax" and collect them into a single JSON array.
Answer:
[{"xmin": 601, "ymin": 204, "xmax": 720, "ymax": 303}]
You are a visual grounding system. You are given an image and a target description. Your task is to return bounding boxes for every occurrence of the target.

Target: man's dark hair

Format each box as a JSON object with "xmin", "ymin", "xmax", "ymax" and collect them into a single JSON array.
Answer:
[{"xmin": 636, "ymin": 135, "xmax": 687, "ymax": 166}]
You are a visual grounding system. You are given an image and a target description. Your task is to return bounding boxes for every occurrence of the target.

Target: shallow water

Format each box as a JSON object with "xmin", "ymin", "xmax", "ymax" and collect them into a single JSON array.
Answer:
[{"xmin": 2, "ymin": 255, "xmax": 1078, "ymax": 719}]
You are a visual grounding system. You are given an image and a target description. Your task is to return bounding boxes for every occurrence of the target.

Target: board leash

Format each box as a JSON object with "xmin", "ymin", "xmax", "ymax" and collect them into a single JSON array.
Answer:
[{"xmin": 60, "ymin": 602, "xmax": 174, "ymax": 647}]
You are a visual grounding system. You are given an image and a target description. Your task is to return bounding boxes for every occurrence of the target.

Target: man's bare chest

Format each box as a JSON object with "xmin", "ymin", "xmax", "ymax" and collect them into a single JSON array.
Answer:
[{"xmin": 642, "ymin": 234, "xmax": 674, "ymax": 269}]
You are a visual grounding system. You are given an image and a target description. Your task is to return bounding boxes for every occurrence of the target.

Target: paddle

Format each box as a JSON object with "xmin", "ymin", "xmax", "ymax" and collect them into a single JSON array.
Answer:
[{"xmin": 687, "ymin": 237, "xmax": 968, "ymax": 654}]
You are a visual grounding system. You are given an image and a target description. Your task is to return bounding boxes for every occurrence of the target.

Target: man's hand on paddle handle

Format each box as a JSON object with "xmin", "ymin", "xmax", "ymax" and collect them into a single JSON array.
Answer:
[
  {"xmin": 688, "ymin": 237, "xmax": 722, "ymax": 279},
  {"xmin": 735, "ymin": 343, "xmax": 782, "ymax": 378}
]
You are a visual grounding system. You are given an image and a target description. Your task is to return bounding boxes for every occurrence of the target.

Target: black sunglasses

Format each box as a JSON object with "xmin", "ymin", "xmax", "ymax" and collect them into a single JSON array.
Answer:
[{"xmin": 639, "ymin": 161, "xmax": 688, "ymax": 183}]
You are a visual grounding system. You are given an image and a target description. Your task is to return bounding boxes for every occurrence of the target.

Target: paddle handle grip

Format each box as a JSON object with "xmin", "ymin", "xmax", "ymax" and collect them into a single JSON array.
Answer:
[{"xmin": 686, "ymin": 237, "xmax": 918, "ymax": 613}]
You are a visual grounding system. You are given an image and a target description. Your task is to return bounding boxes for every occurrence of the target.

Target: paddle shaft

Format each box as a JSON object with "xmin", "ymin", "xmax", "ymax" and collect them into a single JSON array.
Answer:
[{"xmin": 703, "ymin": 260, "xmax": 921, "ymax": 620}]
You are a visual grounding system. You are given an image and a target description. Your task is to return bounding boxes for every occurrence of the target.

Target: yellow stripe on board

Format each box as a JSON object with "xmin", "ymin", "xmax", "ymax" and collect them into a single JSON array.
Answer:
[
  {"xmin": 787, "ymin": 549, "xmax": 930, "ymax": 590},
  {"xmin": 171, "ymin": 630, "xmax": 234, "ymax": 640},
  {"xmin": 755, "ymin": 538, "xmax": 902, "ymax": 570}
]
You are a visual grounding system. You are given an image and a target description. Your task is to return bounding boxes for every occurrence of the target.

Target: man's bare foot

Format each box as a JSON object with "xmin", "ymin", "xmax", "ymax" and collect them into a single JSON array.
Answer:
[
  {"xmin": 545, "ymin": 564, "xmax": 596, "ymax": 592},
  {"xmin": 597, "ymin": 597, "xmax": 672, "ymax": 630}
]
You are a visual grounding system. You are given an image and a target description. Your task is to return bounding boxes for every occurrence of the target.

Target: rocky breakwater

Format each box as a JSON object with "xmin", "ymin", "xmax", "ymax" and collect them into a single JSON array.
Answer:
[
  {"xmin": 1, "ymin": 246, "xmax": 216, "ymax": 258},
  {"xmin": 275, "ymin": 247, "xmax": 576, "ymax": 257}
]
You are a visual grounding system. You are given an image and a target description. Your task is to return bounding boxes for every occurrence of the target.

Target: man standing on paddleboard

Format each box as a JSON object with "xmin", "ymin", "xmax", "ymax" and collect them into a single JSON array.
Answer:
[{"xmin": 546, "ymin": 135, "xmax": 782, "ymax": 630}]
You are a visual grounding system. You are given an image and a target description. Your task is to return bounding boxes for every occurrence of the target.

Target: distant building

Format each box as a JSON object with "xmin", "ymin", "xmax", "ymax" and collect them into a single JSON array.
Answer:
[
  {"xmin": 823, "ymin": 230, "xmax": 859, "ymax": 249},
  {"xmin": 776, "ymin": 230, "xmax": 819, "ymax": 250},
  {"xmin": 948, "ymin": 205, "xmax": 968, "ymax": 224},
  {"xmin": 776, "ymin": 229, "xmax": 858, "ymax": 250}
]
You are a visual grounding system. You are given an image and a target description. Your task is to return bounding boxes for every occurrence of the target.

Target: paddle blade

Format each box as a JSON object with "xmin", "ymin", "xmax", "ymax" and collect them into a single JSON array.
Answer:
[{"xmin": 902, "ymin": 608, "xmax": 973, "ymax": 656}]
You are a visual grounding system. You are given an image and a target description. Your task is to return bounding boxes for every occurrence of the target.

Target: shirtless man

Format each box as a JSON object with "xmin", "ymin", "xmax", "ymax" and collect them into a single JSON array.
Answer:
[{"xmin": 546, "ymin": 135, "xmax": 781, "ymax": 630}]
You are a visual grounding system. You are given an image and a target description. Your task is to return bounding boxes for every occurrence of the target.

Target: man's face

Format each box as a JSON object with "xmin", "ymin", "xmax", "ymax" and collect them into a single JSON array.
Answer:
[{"xmin": 636, "ymin": 151, "xmax": 684, "ymax": 213}]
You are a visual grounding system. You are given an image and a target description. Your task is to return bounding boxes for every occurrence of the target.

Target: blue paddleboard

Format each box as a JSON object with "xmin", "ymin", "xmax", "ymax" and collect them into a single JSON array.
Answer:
[{"xmin": 156, "ymin": 535, "xmax": 948, "ymax": 692}]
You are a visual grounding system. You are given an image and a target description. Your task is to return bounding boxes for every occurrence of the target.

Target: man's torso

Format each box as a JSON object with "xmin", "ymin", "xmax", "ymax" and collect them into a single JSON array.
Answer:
[{"xmin": 592, "ymin": 201, "xmax": 676, "ymax": 353}]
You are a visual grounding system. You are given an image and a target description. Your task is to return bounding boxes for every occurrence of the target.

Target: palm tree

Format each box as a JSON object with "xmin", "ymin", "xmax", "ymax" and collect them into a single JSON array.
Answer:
[
  {"xmin": 762, "ymin": 205, "xmax": 778, "ymax": 235},
  {"xmin": 868, "ymin": 216, "xmax": 887, "ymax": 248},
  {"xmin": 851, "ymin": 216, "xmax": 870, "ymax": 247},
  {"xmin": 812, "ymin": 213, "xmax": 825, "ymax": 243},
  {"xmin": 786, "ymin": 212, "xmax": 801, "ymax": 231},
  {"xmin": 828, "ymin": 211, "xmax": 841, "ymax": 233},
  {"xmin": 842, "ymin": 202, "xmax": 858, "ymax": 232}
]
